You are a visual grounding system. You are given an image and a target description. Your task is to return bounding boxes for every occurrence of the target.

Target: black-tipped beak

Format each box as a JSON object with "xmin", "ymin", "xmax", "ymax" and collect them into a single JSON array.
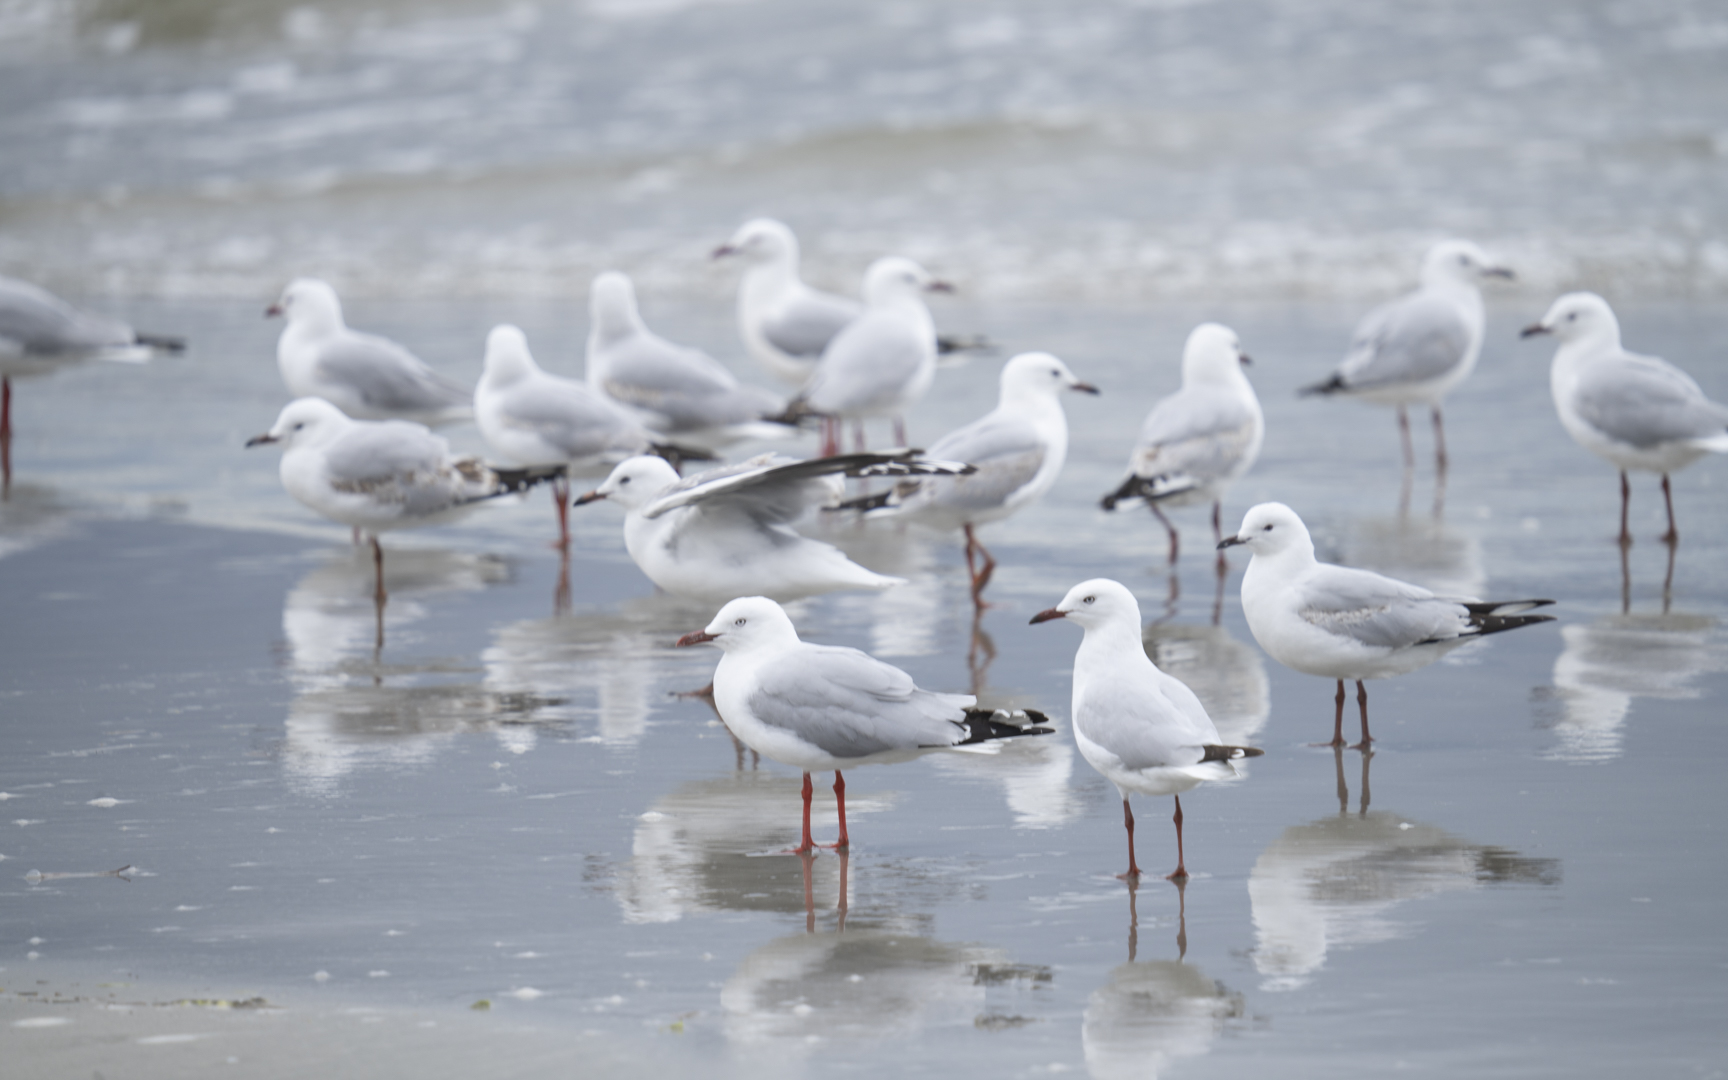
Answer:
[
  {"xmin": 1520, "ymin": 323, "xmax": 1550, "ymax": 339},
  {"xmin": 1070, "ymin": 382, "xmax": 1101, "ymax": 396},
  {"xmin": 1217, "ymin": 536, "xmax": 1247, "ymax": 550},
  {"xmin": 711, "ymin": 244, "xmax": 737, "ymax": 260},
  {"xmin": 572, "ymin": 489, "xmax": 607, "ymax": 506},
  {"xmin": 245, "ymin": 433, "xmax": 278, "ymax": 448},
  {"xmin": 676, "ymin": 630, "xmax": 718, "ymax": 647},
  {"xmin": 1029, "ymin": 608, "xmax": 1067, "ymax": 625},
  {"xmin": 1484, "ymin": 266, "xmax": 1516, "ymax": 280},
  {"xmin": 1239, "ymin": 353, "xmax": 1253, "ymax": 367},
  {"xmin": 264, "ymin": 303, "xmax": 283, "ymax": 318},
  {"xmin": 925, "ymin": 280, "xmax": 956, "ymax": 294}
]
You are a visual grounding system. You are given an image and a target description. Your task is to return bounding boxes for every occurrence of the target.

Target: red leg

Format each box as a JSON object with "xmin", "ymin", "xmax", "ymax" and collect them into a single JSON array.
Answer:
[
  {"xmin": 1350, "ymin": 679, "xmax": 1373, "ymax": 749},
  {"xmin": 1660, "ymin": 473, "xmax": 1678, "ymax": 545},
  {"xmin": 1618, "ymin": 470, "xmax": 1632, "ymax": 548},
  {"xmin": 795, "ymin": 772, "xmax": 815, "ymax": 855},
  {"xmin": 820, "ymin": 418, "xmax": 839, "ymax": 458},
  {"xmin": 552, "ymin": 476, "xmax": 571, "ymax": 551},
  {"xmin": 1149, "ymin": 502, "xmax": 1179, "ymax": 564},
  {"xmin": 1431, "ymin": 404, "xmax": 1448, "ymax": 473},
  {"xmin": 370, "ymin": 536, "xmax": 386, "ymax": 604},
  {"xmin": 1320, "ymin": 679, "xmax": 1346, "ymax": 748},
  {"xmin": 1117, "ymin": 797, "xmax": 1141, "ymax": 881},
  {"xmin": 1167, "ymin": 794, "xmax": 1188, "ymax": 882},
  {"xmin": 1, "ymin": 375, "xmax": 10, "ymax": 498},
  {"xmin": 1396, "ymin": 404, "xmax": 1414, "ymax": 471},
  {"xmin": 825, "ymin": 771, "xmax": 849, "ymax": 850},
  {"xmin": 963, "ymin": 523, "xmax": 996, "ymax": 607},
  {"xmin": 1212, "ymin": 501, "xmax": 1226, "ymax": 572}
]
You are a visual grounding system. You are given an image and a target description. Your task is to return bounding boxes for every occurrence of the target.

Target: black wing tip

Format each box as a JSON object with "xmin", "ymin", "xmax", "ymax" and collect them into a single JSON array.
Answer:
[
  {"xmin": 1100, "ymin": 476, "xmax": 1145, "ymax": 511},
  {"xmin": 490, "ymin": 462, "xmax": 568, "ymax": 494},
  {"xmin": 827, "ymin": 489, "xmax": 894, "ymax": 514},
  {"xmin": 1298, "ymin": 374, "xmax": 1346, "ymax": 397},
  {"xmin": 936, "ymin": 333, "xmax": 994, "ymax": 355},
  {"xmin": 956, "ymin": 708, "xmax": 1056, "ymax": 745},
  {"xmin": 134, "ymin": 332, "xmax": 186, "ymax": 353},
  {"xmin": 649, "ymin": 442, "xmax": 719, "ymax": 470},
  {"xmin": 1201, "ymin": 744, "xmax": 1265, "ymax": 762},
  {"xmin": 764, "ymin": 399, "xmax": 824, "ymax": 428}
]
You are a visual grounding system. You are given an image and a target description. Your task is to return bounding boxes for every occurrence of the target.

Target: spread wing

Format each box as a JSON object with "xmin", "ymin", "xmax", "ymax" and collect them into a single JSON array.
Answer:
[
  {"xmin": 760, "ymin": 288, "xmax": 862, "ymax": 359},
  {"xmin": 317, "ymin": 331, "xmax": 471, "ymax": 414},
  {"xmin": 1572, "ymin": 351, "xmax": 1728, "ymax": 449},
  {"xmin": 642, "ymin": 451, "xmax": 973, "ymax": 523},
  {"xmin": 747, "ymin": 643, "xmax": 973, "ymax": 758},
  {"xmin": 1336, "ymin": 291, "xmax": 1471, "ymax": 389}
]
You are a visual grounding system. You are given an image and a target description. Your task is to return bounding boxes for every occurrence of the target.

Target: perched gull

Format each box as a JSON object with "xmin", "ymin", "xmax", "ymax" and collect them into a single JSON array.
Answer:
[
  {"xmin": 1101, "ymin": 323, "xmax": 1263, "ymax": 565},
  {"xmin": 586, "ymin": 271, "xmax": 789, "ymax": 448},
  {"xmin": 833, "ymin": 352, "xmax": 1097, "ymax": 606},
  {"xmin": 1301, "ymin": 241, "xmax": 1513, "ymax": 474},
  {"xmin": 0, "ymin": 274, "xmax": 183, "ymax": 485},
  {"xmin": 713, "ymin": 218, "xmax": 864, "ymax": 386},
  {"xmin": 1522, "ymin": 292, "xmax": 1728, "ymax": 546},
  {"xmin": 1031, "ymin": 579, "xmax": 1261, "ymax": 881},
  {"xmin": 1220, "ymin": 502, "xmax": 1554, "ymax": 747},
  {"xmin": 475, "ymin": 324, "xmax": 708, "ymax": 549},
  {"xmin": 574, "ymin": 452, "xmax": 975, "ymax": 603},
  {"xmin": 268, "ymin": 278, "xmax": 472, "ymax": 426},
  {"xmin": 676, "ymin": 595, "xmax": 1052, "ymax": 853},
  {"xmin": 779, "ymin": 257, "xmax": 951, "ymax": 455},
  {"xmin": 246, "ymin": 397, "xmax": 555, "ymax": 602}
]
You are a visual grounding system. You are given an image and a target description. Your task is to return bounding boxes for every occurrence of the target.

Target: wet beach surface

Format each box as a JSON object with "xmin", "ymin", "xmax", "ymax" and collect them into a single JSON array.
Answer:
[{"xmin": 4, "ymin": 296, "xmax": 1726, "ymax": 1077}]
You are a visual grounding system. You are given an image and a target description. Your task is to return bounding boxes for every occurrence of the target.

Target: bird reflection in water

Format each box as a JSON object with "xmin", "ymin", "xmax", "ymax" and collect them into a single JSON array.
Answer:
[
  {"xmin": 1336, "ymin": 513, "xmax": 1486, "ymax": 602},
  {"xmin": 1248, "ymin": 749, "xmax": 1561, "ymax": 991},
  {"xmin": 1083, "ymin": 878, "xmax": 1245, "ymax": 1080},
  {"xmin": 1142, "ymin": 621, "xmax": 1270, "ymax": 749}
]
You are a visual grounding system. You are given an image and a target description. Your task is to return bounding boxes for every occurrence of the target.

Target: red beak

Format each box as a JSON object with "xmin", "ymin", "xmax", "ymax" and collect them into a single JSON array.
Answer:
[
  {"xmin": 676, "ymin": 630, "xmax": 718, "ymax": 647},
  {"xmin": 1028, "ymin": 608, "xmax": 1066, "ymax": 625},
  {"xmin": 265, "ymin": 303, "xmax": 283, "ymax": 318}
]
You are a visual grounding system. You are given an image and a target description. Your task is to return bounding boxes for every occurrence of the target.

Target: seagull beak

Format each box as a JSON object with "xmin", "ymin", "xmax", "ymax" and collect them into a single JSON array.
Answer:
[
  {"xmin": 1519, "ymin": 323, "xmax": 1551, "ymax": 339},
  {"xmin": 1028, "ymin": 608, "xmax": 1067, "ymax": 625},
  {"xmin": 1217, "ymin": 535, "xmax": 1247, "ymax": 550},
  {"xmin": 572, "ymin": 489, "xmax": 607, "ymax": 506},
  {"xmin": 924, "ymin": 280, "xmax": 956, "ymax": 294},
  {"xmin": 1069, "ymin": 381, "xmax": 1101, "ymax": 396},
  {"xmin": 264, "ymin": 303, "xmax": 283, "ymax": 318},
  {"xmin": 711, "ymin": 244, "xmax": 737, "ymax": 260},
  {"xmin": 675, "ymin": 630, "xmax": 718, "ymax": 647},
  {"xmin": 244, "ymin": 433, "xmax": 278, "ymax": 448},
  {"xmin": 1239, "ymin": 353, "xmax": 1253, "ymax": 367},
  {"xmin": 1483, "ymin": 266, "xmax": 1516, "ymax": 280}
]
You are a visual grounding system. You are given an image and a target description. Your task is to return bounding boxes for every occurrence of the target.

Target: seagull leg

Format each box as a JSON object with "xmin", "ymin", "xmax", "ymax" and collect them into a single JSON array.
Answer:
[
  {"xmin": 1322, "ymin": 679, "xmax": 1347, "ymax": 748},
  {"xmin": 1211, "ymin": 501, "xmax": 1227, "ymax": 573},
  {"xmin": 1149, "ymin": 503, "xmax": 1179, "ymax": 564},
  {"xmin": 1396, "ymin": 404, "xmax": 1415, "ymax": 472},
  {"xmin": 1618, "ymin": 470, "xmax": 1633, "ymax": 549},
  {"xmin": 963, "ymin": 523, "xmax": 997, "ymax": 607},
  {"xmin": 370, "ymin": 536, "xmax": 387, "ymax": 657},
  {"xmin": 1, "ymin": 375, "xmax": 11, "ymax": 498},
  {"xmin": 553, "ymin": 547, "xmax": 572, "ymax": 616},
  {"xmin": 795, "ymin": 771, "xmax": 816, "ymax": 855},
  {"xmin": 1117, "ymin": 797, "xmax": 1141, "ymax": 882},
  {"xmin": 370, "ymin": 536, "xmax": 387, "ymax": 605},
  {"xmin": 1662, "ymin": 530, "xmax": 1676, "ymax": 615},
  {"xmin": 819, "ymin": 417, "xmax": 839, "ymax": 458},
  {"xmin": 1619, "ymin": 537, "xmax": 1633, "ymax": 615},
  {"xmin": 1350, "ymin": 679, "xmax": 1373, "ymax": 750},
  {"xmin": 1431, "ymin": 404, "xmax": 1448, "ymax": 474},
  {"xmin": 552, "ymin": 475, "xmax": 572, "ymax": 552},
  {"xmin": 1166, "ymin": 794, "xmax": 1189, "ymax": 882},
  {"xmin": 824, "ymin": 771, "xmax": 850, "ymax": 851},
  {"xmin": 1660, "ymin": 473, "xmax": 1679, "ymax": 546}
]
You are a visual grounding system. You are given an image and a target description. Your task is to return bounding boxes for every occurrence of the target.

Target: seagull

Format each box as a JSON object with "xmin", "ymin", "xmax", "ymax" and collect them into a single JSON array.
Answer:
[
  {"xmin": 246, "ymin": 397, "xmax": 556, "ymax": 603},
  {"xmin": 1301, "ymin": 241, "xmax": 1514, "ymax": 474},
  {"xmin": 1101, "ymin": 323, "xmax": 1263, "ymax": 565},
  {"xmin": 779, "ymin": 256, "xmax": 951, "ymax": 456},
  {"xmin": 676, "ymin": 595, "xmax": 1052, "ymax": 853},
  {"xmin": 1220, "ymin": 502, "xmax": 1555, "ymax": 747},
  {"xmin": 267, "ymin": 278, "xmax": 472, "ymax": 426},
  {"xmin": 1, "ymin": 274, "xmax": 183, "ymax": 487},
  {"xmin": 475, "ymin": 323, "xmax": 710, "ymax": 549},
  {"xmin": 1031, "ymin": 579, "xmax": 1261, "ymax": 881},
  {"xmin": 712, "ymin": 218, "xmax": 864, "ymax": 387},
  {"xmin": 574, "ymin": 451, "xmax": 975, "ymax": 603},
  {"xmin": 1522, "ymin": 291, "xmax": 1728, "ymax": 546},
  {"xmin": 585, "ymin": 270, "xmax": 789, "ymax": 448},
  {"xmin": 831, "ymin": 352, "xmax": 1097, "ymax": 606}
]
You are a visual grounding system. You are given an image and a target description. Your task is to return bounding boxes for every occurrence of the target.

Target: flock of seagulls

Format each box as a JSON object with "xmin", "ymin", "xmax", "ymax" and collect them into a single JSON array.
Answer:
[{"xmin": 3, "ymin": 225, "xmax": 1726, "ymax": 881}]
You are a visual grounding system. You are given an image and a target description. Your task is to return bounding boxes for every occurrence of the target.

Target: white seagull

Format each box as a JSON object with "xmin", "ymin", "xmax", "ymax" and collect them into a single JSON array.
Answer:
[
  {"xmin": 712, "ymin": 218, "xmax": 864, "ymax": 386},
  {"xmin": 1522, "ymin": 291, "xmax": 1728, "ymax": 546},
  {"xmin": 267, "ymin": 278, "xmax": 472, "ymax": 426},
  {"xmin": 1031, "ymin": 579, "xmax": 1261, "ymax": 881},
  {"xmin": 675, "ymin": 595, "xmax": 1052, "ymax": 853},
  {"xmin": 585, "ymin": 271, "xmax": 788, "ymax": 448},
  {"xmin": 475, "ymin": 324, "xmax": 706, "ymax": 549},
  {"xmin": 1102, "ymin": 323, "xmax": 1263, "ymax": 565},
  {"xmin": 833, "ymin": 352, "xmax": 1097, "ymax": 606},
  {"xmin": 782, "ymin": 256, "xmax": 951, "ymax": 456},
  {"xmin": 573, "ymin": 451, "xmax": 975, "ymax": 603},
  {"xmin": 1301, "ymin": 241, "xmax": 1514, "ymax": 473},
  {"xmin": 246, "ymin": 397, "xmax": 553, "ymax": 601},
  {"xmin": 1220, "ymin": 502, "xmax": 1554, "ymax": 747}
]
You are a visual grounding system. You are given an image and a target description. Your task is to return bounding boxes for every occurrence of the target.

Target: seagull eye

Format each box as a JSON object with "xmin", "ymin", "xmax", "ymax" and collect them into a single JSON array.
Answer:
[
  {"xmin": 734, "ymin": 618, "xmax": 746, "ymax": 627},
  {"xmin": 1566, "ymin": 313, "xmax": 1577, "ymax": 321},
  {"xmin": 619, "ymin": 476, "xmax": 630, "ymax": 485},
  {"xmin": 1262, "ymin": 523, "xmax": 1273, "ymax": 531},
  {"xmin": 293, "ymin": 422, "xmax": 305, "ymax": 431},
  {"xmin": 1082, "ymin": 596, "xmax": 1095, "ymax": 604}
]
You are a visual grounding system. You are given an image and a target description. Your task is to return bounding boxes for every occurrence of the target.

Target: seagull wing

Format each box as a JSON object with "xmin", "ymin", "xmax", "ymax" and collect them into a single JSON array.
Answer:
[
  {"xmin": 804, "ymin": 312, "xmax": 929, "ymax": 414},
  {"xmin": 1336, "ymin": 291, "xmax": 1471, "ymax": 389},
  {"xmin": 1292, "ymin": 564, "xmax": 1469, "ymax": 649},
  {"xmin": 760, "ymin": 288, "xmax": 862, "ymax": 359},
  {"xmin": 914, "ymin": 412, "xmax": 1049, "ymax": 512},
  {"xmin": 642, "ymin": 451, "xmax": 972, "ymax": 523},
  {"xmin": 316, "ymin": 331, "xmax": 471, "ymax": 415},
  {"xmin": 1572, "ymin": 351, "xmax": 1728, "ymax": 449},
  {"xmin": 495, "ymin": 375, "xmax": 652, "ymax": 460},
  {"xmin": 1130, "ymin": 384, "xmax": 1259, "ymax": 483},
  {"xmin": 747, "ymin": 643, "xmax": 974, "ymax": 758},
  {"xmin": 0, "ymin": 275, "xmax": 134, "ymax": 354}
]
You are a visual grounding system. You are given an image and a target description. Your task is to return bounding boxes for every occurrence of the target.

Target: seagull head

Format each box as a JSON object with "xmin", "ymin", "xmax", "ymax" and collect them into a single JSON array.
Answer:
[
  {"xmin": 1000, "ymin": 352, "xmax": 1099, "ymax": 404},
  {"xmin": 480, "ymin": 324, "xmax": 541, "ymax": 388},
  {"xmin": 1181, "ymin": 322, "xmax": 1252, "ymax": 385},
  {"xmin": 1218, "ymin": 501, "xmax": 1313, "ymax": 559},
  {"xmin": 589, "ymin": 271, "xmax": 645, "ymax": 342},
  {"xmin": 677, "ymin": 595, "xmax": 799, "ymax": 651},
  {"xmin": 1520, "ymin": 291, "xmax": 1621, "ymax": 348},
  {"xmin": 862, "ymin": 256, "xmax": 952, "ymax": 306},
  {"xmin": 245, "ymin": 396, "xmax": 350, "ymax": 449},
  {"xmin": 1421, "ymin": 240, "xmax": 1514, "ymax": 288},
  {"xmin": 713, "ymin": 218, "xmax": 796, "ymax": 263},
  {"xmin": 266, "ymin": 278, "xmax": 344, "ymax": 333},
  {"xmin": 573, "ymin": 454, "xmax": 681, "ymax": 511},
  {"xmin": 1030, "ymin": 578, "xmax": 1140, "ymax": 630}
]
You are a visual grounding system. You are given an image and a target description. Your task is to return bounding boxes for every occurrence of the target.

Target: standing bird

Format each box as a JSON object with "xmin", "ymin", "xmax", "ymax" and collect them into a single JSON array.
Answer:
[
  {"xmin": 574, "ymin": 451, "xmax": 973, "ymax": 603},
  {"xmin": 245, "ymin": 397, "xmax": 554, "ymax": 605},
  {"xmin": 475, "ymin": 324, "xmax": 706, "ymax": 549},
  {"xmin": 268, "ymin": 278, "xmax": 472, "ymax": 426},
  {"xmin": 713, "ymin": 218, "xmax": 864, "ymax": 387},
  {"xmin": 1522, "ymin": 292, "xmax": 1728, "ymax": 547},
  {"xmin": 832, "ymin": 352, "xmax": 1097, "ymax": 607},
  {"xmin": 1102, "ymin": 323, "xmax": 1263, "ymax": 565},
  {"xmin": 1031, "ymin": 579, "xmax": 1261, "ymax": 881},
  {"xmin": 0, "ymin": 275, "xmax": 183, "ymax": 489},
  {"xmin": 1301, "ymin": 241, "xmax": 1514, "ymax": 477},
  {"xmin": 586, "ymin": 271, "xmax": 789, "ymax": 449},
  {"xmin": 1220, "ymin": 502, "xmax": 1554, "ymax": 748},
  {"xmin": 676, "ymin": 596, "xmax": 1052, "ymax": 853},
  {"xmin": 780, "ymin": 257, "xmax": 951, "ymax": 456}
]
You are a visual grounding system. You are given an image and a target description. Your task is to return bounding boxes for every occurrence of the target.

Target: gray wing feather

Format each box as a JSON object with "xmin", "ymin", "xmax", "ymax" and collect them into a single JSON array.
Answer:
[
  {"xmin": 747, "ymin": 644, "xmax": 970, "ymax": 758},
  {"xmin": 1295, "ymin": 566, "xmax": 1468, "ymax": 649},
  {"xmin": 805, "ymin": 314, "xmax": 927, "ymax": 413},
  {"xmin": 909, "ymin": 414, "xmax": 1047, "ymax": 511},
  {"xmin": 497, "ymin": 379, "xmax": 651, "ymax": 459},
  {"xmin": 1131, "ymin": 386, "xmax": 1257, "ymax": 482},
  {"xmin": 644, "ymin": 451, "xmax": 969, "ymax": 523},
  {"xmin": 317, "ymin": 333, "xmax": 470, "ymax": 413},
  {"xmin": 0, "ymin": 276, "xmax": 134, "ymax": 353},
  {"xmin": 1338, "ymin": 293, "xmax": 1470, "ymax": 388},
  {"xmin": 1077, "ymin": 678, "xmax": 1215, "ymax": 771},
  {"xmin": 321, "ymin": 422, "xmax": 450, "ymax": 484},
  {"xmin": 600, "ymin": 333, "xmax": 782, "ymax": 428},
  {"xmin": 761, "ymin": 290, "xmax": 862, "ymax": 358},
  {"xmin": 1573, "ymin": 352, "xmax": 1728, "ymax": 448}
]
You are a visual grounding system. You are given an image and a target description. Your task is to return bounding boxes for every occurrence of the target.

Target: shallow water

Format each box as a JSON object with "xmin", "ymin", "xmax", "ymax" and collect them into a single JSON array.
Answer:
[{"xmin": 3, "ymin": 295, "xmax": 1727, "ymax": 1077}]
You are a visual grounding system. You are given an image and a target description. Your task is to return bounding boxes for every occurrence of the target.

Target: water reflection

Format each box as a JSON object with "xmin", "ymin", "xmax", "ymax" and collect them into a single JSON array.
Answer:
[
  {"xmin": 1143, "ymin": 621, "xmax": 1270, "ymax": 748},
  {"xmin": 1542, "ymin": 611, "xmax": 1728, "ymax": 764},
  {"xmin": 926, "ymin": 725, "xmax": 1082, "ymax": 830},
  {"xmin": 1248, "ymin": 752, "xmax": 1560, "ymax": 991},
  {"xmin": 0, "ymin": 480, "xmax": 81, "ymax": 560},
  {"xmin": 1335, "ymin": 514, "xmax": 1485, "ymax": 600}
]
